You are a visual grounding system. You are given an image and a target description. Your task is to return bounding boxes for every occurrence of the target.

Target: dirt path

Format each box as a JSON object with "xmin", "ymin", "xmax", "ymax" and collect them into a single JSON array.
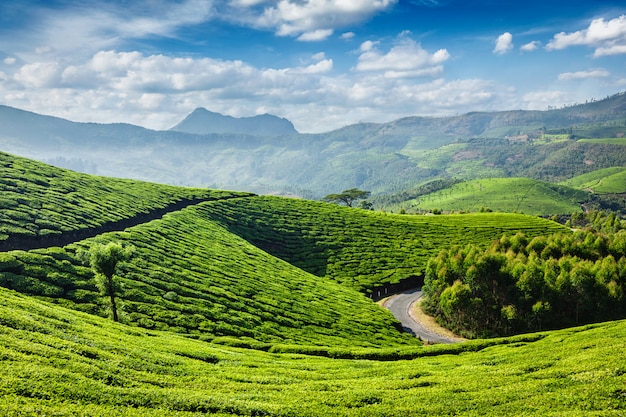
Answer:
[{"xmin": 383, "ymin": 288, "xmax": 466, "ymax": 344}]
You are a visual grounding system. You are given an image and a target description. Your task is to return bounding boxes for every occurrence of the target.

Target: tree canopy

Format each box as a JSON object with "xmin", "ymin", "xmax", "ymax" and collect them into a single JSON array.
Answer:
[
  {"xmin": 322, "ymin": 188, "xmax": 371, "ymax": 207},
  {"xmin": 89, "ymin": 242, "xmax": 133, "ymax": 322}
]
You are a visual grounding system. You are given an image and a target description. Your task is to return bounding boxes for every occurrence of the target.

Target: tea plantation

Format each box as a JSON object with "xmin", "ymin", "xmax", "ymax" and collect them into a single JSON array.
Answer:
[
  {"xmin": 0, "ymin": 151, "xmax": 624, "ymax": 415},
  {"xmin": 0, "ymin": 151, "xmax": 248, "ymax": 244},
  {"xmin": 205, "ymin": 196, "xmax": 567, "ymax": 290},
  {"xmin": 0, "ymin": 286, "xmax": 624, "ymax": 416}
]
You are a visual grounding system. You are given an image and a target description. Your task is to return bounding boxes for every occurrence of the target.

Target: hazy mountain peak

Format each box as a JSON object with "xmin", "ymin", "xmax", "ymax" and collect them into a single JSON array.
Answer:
[{"xmin": 170, "ymin": 107, "xmax": 298, "ymax": 136}]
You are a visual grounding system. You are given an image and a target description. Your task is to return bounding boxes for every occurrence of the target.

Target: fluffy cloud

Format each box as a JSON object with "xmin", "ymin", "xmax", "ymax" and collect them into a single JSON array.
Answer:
[
  {"xmin": 547, "ymin": 15, "xmax": 626, "ymax": 57},
  {"xmin": 356, "ymin": 36, "xmax": 450, "ymax": 78},
  {"xmin": 520, "ymin": 41, "xmax": 540, "ymax": 52},
  {"xmin": 493, "ymin": 32, "xmax": 513, "ymax": 55},
  {"xmin": 251, "ymin": 0, "xmax": 397, "ymax": 40},
  {"xmin": 557, "ymin": 69, "xmax": 610, "ymax": 81},
  {"xmin": 3, "ymin": 44, "xmax": 509, "ymax": 133}
]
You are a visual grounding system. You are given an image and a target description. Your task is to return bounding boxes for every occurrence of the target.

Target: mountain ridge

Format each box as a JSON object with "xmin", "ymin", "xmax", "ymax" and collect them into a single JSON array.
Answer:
[
  {"xmin": 0, "ymin": 91, "xmax": 624, "ymax": 196},
  {"xmin": 170, "ymin": 107, "xmax": 299, "ymax": 136}
]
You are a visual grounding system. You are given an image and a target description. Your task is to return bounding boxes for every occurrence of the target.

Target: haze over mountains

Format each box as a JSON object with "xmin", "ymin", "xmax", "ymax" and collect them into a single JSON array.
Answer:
[{"xmin": 0, "ymin": 92, "xmax": 625, "ymax": 197}]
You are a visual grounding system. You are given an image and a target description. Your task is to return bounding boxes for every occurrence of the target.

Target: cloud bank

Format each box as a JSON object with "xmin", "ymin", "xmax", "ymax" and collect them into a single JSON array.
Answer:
[{"xmin": 547, "ymin": 15, "xmax": 626, "ymax": 57}]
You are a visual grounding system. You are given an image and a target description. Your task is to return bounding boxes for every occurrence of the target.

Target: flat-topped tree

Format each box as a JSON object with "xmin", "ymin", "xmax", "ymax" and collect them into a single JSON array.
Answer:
[{"xmin": 323, "ymin": 188, "xmax": 371, "ymax": 208}]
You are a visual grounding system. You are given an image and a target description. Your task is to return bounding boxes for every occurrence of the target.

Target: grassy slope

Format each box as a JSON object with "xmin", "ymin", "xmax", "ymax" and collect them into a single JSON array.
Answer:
[
  {"xmin": 560, "ymin": 167, "xmax": 626, "ymax": 194},
  {"xmin": 403, "ymin": 178, "xmax": 588, "ymax": 215},
  {"xmin": 2, "ymin": 202, "xmax": 415, "ymax": 348},
  {"xmin": 204, "ymin": 196, "xmax": 567, "ymax": 290},
  {"xmin": 1, "ymin": 286, "xmax": 624, "ymax": 416},
  {"xmin": 0, "ymin": 153, "xmax": 566, "ymax": 346},
  {"xmin": 578, "ymin": 137, "xmax": 626, "ymax": 145},
  {"xmin": 0, "ymin": 150, "xmax": 246, "ymax": 241}
]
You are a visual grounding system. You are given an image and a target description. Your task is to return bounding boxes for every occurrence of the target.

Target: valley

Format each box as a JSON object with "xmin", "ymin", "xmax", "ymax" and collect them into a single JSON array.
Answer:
[{"xmin": 0, "ymin": 94, "xmax": 624, "ymax": 415}]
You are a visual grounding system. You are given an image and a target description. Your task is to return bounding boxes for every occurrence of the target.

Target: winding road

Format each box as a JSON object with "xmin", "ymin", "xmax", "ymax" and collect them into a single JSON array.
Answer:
[{"xmin": 383, "ymin": 288, "xmax": 462, "ymax": 344}]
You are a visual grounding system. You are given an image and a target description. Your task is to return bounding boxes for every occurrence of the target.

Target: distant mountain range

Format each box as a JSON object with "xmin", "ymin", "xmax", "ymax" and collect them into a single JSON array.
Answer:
[{"xmin": 0, "ymin": 92, "xmax": 625, "ymax": 198}]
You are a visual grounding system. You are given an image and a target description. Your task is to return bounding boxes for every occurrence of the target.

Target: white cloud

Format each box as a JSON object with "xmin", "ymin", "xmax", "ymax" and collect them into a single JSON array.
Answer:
[
  {"xmin": 522, "ymin": 90, "xmax": 570, "ymax": 108},
  {"xmin": 558, "ymin": 69, "xmax": 610, "ymax": 81},
  {"xmin": 493, "ymin": 32, "xmax": 513, "ymax": 55},
  {"xmin": 253, "ymin": 0, "xmax": 397, "ymax": 40},
  {"xmin": 520, "ymin": 41, "xmax": 540, "ymax": 52},
  {"xmin": 547, "ymin": 15, "xmax": 626, "ymax": 57},
  {"xmin": 297, "ymin": 29, "xmax": 334, "ymax": 41},
  {"xmin": 3, "ymin": 57, "xmax": 16, "ymax": 65},
  {"xmin": 3, "ymin": 45, "xmax": 513, "ymax": 133},
  {"xmin": 356, "ymin": 35, "xmax": 450, "ymax": 78},
  {"xmin": 594, "ymin": 44, "xmax": 626, "ymax": 57},
  {"xmin": 341, "ymin": 32, "xmax": 356, "ymax": 40},
  {"xmin": 14, "ymin": 62, "xmax": 62, "ymax": 88},
  {"xmin": 2, "ymin": 0, "xmax": 216, "ymax": 63}
]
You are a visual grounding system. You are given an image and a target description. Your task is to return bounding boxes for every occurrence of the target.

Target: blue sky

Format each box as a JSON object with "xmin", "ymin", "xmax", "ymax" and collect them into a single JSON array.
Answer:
[{"xmin": 1, "ymin": 0, "xmax": 625, "ymax": 133}]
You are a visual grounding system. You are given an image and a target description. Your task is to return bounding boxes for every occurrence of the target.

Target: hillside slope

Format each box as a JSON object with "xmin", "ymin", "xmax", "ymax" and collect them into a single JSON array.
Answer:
[
  {"xmin": 1, "ymin": 201, "xmax": 414, "ymax": 347},
  {"xmin": 397, "ymin": 178, "xmax": 589, "ymax": 215},
  {"xmin": 0, "ymin": 154, "xmax": 566, "ymax": 344},
  {"xmin": 0, "ymin": 151, "xmax": 247, "ymax": 249},
  {"xmin": 203, "ymin": 196, "xmax": 567, "ymax": 290},
  {"xmin": 560, "ymin": 167, "xmax": 626, "ymax": 194},
  {"xmin": 0, "ymin": 286, "xmax": 624, "ymax": 416}
]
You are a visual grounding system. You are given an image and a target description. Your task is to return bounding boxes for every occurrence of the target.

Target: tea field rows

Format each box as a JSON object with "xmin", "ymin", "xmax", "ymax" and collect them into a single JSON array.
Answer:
[
  {"xmin": 0, "ymin": 286, "xmax": 624, "ymax": 416},
  {"xmin": 401, "ymin": 178, "xmax": 588, "ymax": 215},
  {"xmin": 0, "ymin": 151, "xmax": 247, "ymax": 243},
  {"xmin": 204, "ymin": 196, "xmax": 568, "ymax": 290}
]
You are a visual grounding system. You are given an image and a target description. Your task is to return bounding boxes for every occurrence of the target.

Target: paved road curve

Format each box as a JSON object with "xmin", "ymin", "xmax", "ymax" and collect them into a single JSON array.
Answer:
[{"xmin": 384, "ymin": 288, "xmax": 461, "ymax": 344}]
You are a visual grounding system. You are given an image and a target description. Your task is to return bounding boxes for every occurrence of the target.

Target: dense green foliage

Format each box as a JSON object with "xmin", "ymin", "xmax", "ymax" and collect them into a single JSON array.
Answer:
[
  {"xmin": 1, "ymin": 286, "xmax": 625, "ymax": 416},
  {"xmin": 204, "ymin": 196, "xmax": 566, "ymax": 290},
  {"xmin": 0, "ymin": 151, "xmax": 243, "ymax": 242},
  {"xmin": 322, "ymin": 188, "xmax": 371, "ymax": 207},
  {"xmin": 423, "ymin": 228, "xmax": 626, "ymax": 338},
  {"xmin": 399, "ymin": 178, "xmax": 588, "ymax": 215},
  {"xmin": 566, "ymin": 210, "xmax": 626, "ymax": 233},
  {"xmin": 88, "ymin": 242, "xmax": 134, "ymax": 322}
]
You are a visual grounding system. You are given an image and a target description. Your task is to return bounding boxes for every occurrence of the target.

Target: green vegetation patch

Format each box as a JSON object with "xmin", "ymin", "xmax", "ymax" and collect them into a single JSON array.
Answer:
[
  {"xmin": 0, "ymin": 202, "xmax": 416, "ymax": 348},
  {"xmin": 204, "ymin": 196, "xmax": 567, "ymax": 291},
  {"xmin": 0, "ymin": 286, "xmax": 625, "ymax": 416},
  {"xmin": 578, "ymin": 137, "xmax": 626, "ymax": 145},
  {"xmin": 406, "ymin": 178, "xmax": 588, "ymax": 215},
  {"xmin": 423, "ymin": 227, "xmax": 626, "ymax": 338},
  {"xmin": 561, "ymin": 167, "xmax": 626, "ymax": 194},
  {"xmin": 0, "ymin": 151, "xmax": 246, "ymax": 242}
]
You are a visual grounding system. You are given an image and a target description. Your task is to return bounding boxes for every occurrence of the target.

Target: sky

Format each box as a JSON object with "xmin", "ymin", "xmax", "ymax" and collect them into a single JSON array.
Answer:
[{"xmin": 1, "ymin": 1, "xmax": 626, "ymax": 133}]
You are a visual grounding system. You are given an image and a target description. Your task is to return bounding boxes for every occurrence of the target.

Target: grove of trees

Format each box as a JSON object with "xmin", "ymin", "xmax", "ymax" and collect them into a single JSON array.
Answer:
[{"xmin": 423, "ymin": 224, "xmax": 626, "ymax": 338}]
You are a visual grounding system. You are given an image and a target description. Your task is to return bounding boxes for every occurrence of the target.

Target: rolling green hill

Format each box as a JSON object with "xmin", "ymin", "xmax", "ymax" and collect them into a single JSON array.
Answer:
[
  {"xmin": 204, "ymin": 196, "xmax": 567, "ymax": 290},
  {"xmin": 0, "ymin": 152, "xmax": 625, "ymax": 415},
  {"xmin": 0, "ymin": 152, "xmax": 567, "ymax": 346},
  {"xmin": 0, "ymin": 151, "xmax": 247, "ymax": 245},
  {"xmin": 1, "ymin": 286, "xmax": 624, "ymax": 416},
  {"xmin": 396, "ymin": 178, "xmax": 589, "ymax": 215},
  {"xmin": 560, "ymin": 167, "xmax": 626, "ymax": 194}
]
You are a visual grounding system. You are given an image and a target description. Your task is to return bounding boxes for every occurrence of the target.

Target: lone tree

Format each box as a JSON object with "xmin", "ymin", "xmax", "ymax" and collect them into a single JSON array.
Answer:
[
  {"xmin": 323, "ymin": 188, "xmax": 371, "ymax": 208},
  {"xmin": 89, "ymin": 242, "xmax": 133, "ymax": 322}
]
